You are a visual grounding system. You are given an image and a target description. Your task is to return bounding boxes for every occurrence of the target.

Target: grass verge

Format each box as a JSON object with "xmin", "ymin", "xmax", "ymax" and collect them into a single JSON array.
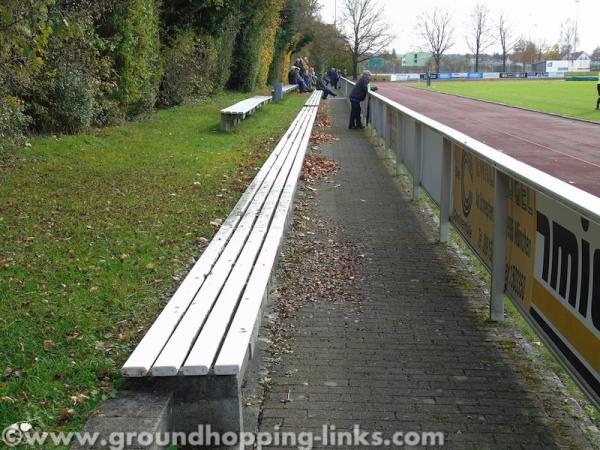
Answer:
[
  {"xmin": 0, "ymin": 91, "xmax": 306, "ymax": 435},
  {"xmin": 412, "ymin": 80, "xmax": 600, "ymax": 123}
]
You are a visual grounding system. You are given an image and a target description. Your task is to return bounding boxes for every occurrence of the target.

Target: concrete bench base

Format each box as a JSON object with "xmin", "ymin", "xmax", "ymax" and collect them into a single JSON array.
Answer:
[{"xmin": 72, "ymin": 376, "xmax": 241, "ymax": 449}]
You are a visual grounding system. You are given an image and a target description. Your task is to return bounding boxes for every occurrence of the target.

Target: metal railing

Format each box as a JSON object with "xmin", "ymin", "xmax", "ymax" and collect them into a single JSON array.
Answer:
[{"xmin": 341, "ymin": 77, "xmax": 600, "ymax": 407}]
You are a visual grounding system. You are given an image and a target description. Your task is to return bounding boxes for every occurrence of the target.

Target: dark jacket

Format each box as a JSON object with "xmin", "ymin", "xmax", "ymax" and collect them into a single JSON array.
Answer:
[
  {"xmin": 349, "ymin": 75, "xmax": 369, "ymax": 101},
  {"xmin": 329, "ymin": 70, "xmax": 338, "ymax": 84},
  {"xmin": 288, "ymin": 69, "xmax": 297, "ymax": 85}
]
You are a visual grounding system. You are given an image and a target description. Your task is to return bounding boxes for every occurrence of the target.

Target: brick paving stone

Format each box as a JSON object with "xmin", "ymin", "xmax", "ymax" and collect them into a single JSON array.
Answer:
[{"xmin": 255, "ymin": 98, "xmax": 594, "ymax": 449}]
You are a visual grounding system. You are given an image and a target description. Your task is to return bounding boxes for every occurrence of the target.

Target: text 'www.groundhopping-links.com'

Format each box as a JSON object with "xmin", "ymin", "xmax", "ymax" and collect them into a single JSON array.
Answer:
[{"xmin": 3, "ymin": 423, "xmax": 445, "ymax": 449}]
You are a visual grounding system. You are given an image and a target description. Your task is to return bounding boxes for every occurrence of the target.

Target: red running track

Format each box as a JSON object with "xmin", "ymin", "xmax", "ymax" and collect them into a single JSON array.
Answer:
[{"xmin": 376, "ymin": 82, "xmax": 600, "ymax": 198}]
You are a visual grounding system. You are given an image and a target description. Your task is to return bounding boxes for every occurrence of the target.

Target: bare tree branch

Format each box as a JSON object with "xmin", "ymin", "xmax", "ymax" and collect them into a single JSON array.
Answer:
[
  {"xmin": 498, "ymin": 13, "xmax": 516, "ymax": 72},
  {"xmin": 342, "ymin": 0, "xmax": 394, "ymax": 79},
  {"xmin": 559, "ymin": 18, "xmax": 579, "ymax": 58},
  {"xmin": 416, "ymin": 7, "xmax": 454, "ymax": 73},
  {"xmin": 465, "ymin": 3, "xmax": 493, "ymax": 72}
]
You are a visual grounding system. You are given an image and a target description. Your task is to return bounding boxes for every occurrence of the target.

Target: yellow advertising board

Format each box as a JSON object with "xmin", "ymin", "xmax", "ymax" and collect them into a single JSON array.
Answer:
[
  {"xmin": 452, "ymin": 146, "xmax": 536, "ymax": 307},
  {"xmin": 506, "ymin": 178, "xmax": 536, "ymax": 308},
  {"xmin": 532, "ymin": 193, "xmax": 600, "ymax": 397},
  {"xmin": 452, "ymin": 144, "xmax": 600, "ymax": 401},
  {"xmin": 451, "ymin": 145, "xmax": 495, "ymax": 268}
]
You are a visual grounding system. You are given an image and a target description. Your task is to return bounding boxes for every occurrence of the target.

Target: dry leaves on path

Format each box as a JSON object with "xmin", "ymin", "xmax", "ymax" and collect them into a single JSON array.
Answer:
[
  {"xmin": 309, "ymin": 131, "xmax": 338, "ymax": 146},
  {"xmin": 315, "ymin": 112, "xmax": 332, "ymax": 129},
  {"xmin": 300, "ymin": 154, "xmax": 340, "ymax": 183}
]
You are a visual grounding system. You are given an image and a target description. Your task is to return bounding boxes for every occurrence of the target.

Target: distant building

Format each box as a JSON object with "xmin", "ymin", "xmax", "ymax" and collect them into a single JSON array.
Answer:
[
  {"xmin": 532, "ymin": 52, "xmax": 591, "ymax": 73},
  {"xmin": 401, "ymin": 52, "xmax": 432, "ymax": 68}
]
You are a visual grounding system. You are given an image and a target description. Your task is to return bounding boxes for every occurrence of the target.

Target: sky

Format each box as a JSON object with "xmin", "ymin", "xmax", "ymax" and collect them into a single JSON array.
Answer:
[{"xmin": 317, "ymin": 0, "xmax": 599, "ymax": 55}]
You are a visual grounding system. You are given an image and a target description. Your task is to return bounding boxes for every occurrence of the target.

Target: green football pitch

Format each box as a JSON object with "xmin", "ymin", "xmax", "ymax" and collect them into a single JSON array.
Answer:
[{"xmin": 413, "ymin": 80, "xmax": 600, "ymax": 123}]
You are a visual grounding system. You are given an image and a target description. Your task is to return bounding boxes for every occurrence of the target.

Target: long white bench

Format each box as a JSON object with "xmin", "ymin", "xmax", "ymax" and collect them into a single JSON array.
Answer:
[
  {"xmin": 220, "ymin": 95, "xmax": 272, "ymax": 132},
  {"xmin": 272, "ymin": 83, "xmax": 299, "ymax": 99},
  {"xmin": 117, "ymin": 90, "xmax": 323, "ymax": 439}
]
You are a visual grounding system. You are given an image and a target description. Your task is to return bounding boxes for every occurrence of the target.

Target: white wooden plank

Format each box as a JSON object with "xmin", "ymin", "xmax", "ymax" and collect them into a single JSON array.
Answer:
[
  {"xmin": 181, "ymin": 112, "xmax": 314, "ymax": 375},
  {"xmin": 149, "ymin": 107, "xmax": 313, "ymax": 376},
  {"xmin": 221, "ymin": 96, "xmax": 271, "ymax": 115},
  {"xmin": 121, "ymin": 107, "xmax": 310, "ymax": 377},
  {"xmin": 214, "ymin": 102, "xmax": 319, "ymax": 376},
  {"xmin": 282, "ymin": 84, "xmax": 298, "ymax": 94}
]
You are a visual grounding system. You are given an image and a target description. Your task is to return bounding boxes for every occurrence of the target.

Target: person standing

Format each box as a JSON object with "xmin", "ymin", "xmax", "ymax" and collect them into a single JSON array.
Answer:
[
  {"xmin": 348, "ymin": 70, "xmax": 372, "ymax": 129},
  {"xmin": 596, "ymin": 73, "xmax": 600, "ymax": 110},
  {"xmin": 329, "ymin": 68, "xmax": 339, "ymax": 89}
]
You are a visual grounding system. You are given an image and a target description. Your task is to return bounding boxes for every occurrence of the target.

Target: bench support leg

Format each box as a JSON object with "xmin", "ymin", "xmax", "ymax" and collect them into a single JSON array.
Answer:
[
  {"xmin": 221, "ymin": 115, "xmax": 239, "ymax": 133},
  {"xmin": 73, "ymin": 376, "xmax": 243, "ymax": 449}
]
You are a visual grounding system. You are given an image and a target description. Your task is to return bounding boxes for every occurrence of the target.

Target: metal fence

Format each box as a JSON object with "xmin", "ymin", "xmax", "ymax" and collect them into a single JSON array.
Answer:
[{"xmin": 341, "ymin": 77, "xmax": 600, "ymax": 407}]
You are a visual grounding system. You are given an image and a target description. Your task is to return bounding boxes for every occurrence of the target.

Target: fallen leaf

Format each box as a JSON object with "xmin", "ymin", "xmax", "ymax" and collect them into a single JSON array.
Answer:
[
  {"xmin": 59, "ymin": 408, "xmax": 75, "ymax": 422},
  {"xmin": 70, "ymin": 393, "xmax": 90, "ymax": 405},
  {"xmin": 43, "ymin": 340, "xmax": 55, "ymax": 351}
]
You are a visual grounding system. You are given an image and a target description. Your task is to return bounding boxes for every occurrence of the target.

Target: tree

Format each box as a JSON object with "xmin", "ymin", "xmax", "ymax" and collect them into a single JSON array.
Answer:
[
  {"xmin": 416, "ymin": 7, "xmax": 454, "ymax": 73},
  {"xmin": 545, "ymin": 43, "xmax": 561, "ymax": 60},
  {"xmin": 512, "ymin": 38, "xmax": 537, "ymax": 70},
  {"xmin": 342, "ymin": 0, "xmax": 394, "ymax": 79},
  {"xmin": 559, "ymin": 19, "xmax": 579, "ymax": 58},
  {"xmin": 466, "ymin": 3, "xmax": 493, "ymax": 72},
  {"xmin": 302, "ymin": 21, "xmax": 352, "ymax": 74},
  {"xmin": 497, "ymin": 13, "xmax": 516, "ymax": 72}
]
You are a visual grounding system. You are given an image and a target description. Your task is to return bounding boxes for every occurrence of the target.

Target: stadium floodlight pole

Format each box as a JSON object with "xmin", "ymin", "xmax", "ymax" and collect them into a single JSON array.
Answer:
[
  {"xmin": 334, "ymin": 0, "xmax": 337, "ymax": 27},
  {"xmin": 574, "ymin": 0, "xmax": 580, "ymax": 54}
]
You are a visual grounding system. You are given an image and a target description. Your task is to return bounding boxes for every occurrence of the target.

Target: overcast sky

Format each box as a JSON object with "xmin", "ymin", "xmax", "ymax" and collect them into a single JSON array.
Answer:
[{"xmin": 317, "ymin": 0, "xmax": 599, "ymax": 55}]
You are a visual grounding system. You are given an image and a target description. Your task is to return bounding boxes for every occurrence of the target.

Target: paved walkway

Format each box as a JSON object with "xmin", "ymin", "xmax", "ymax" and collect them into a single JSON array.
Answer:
[
  {"xmin": 377, "ymin": 82, "xmax": 600, "ymax": 197},
  {"xmin": 256, "ymin": 97, "xmax": 595, "ymax": 449}
]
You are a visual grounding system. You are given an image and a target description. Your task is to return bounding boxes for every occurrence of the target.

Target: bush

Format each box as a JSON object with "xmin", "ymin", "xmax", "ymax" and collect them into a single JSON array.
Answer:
[
  {"xmin": 0, "ymin": 95, "xmax": 30, "ymax": 156},
  {"xmin": 112, "ymin": 0, "xmax": 162, "ymax": 117},
  {"xmin": 158, "ymin": 29, "xmax": 217, "ymax": 107},
  {"xmin": 228, "ymin": 0, "xmax": 278, "ymax": 92},
  {"xmin": 51, "ymin": 70, "xmax": 96, "ymax": 133},
  {"xmin": 212, "ymin": 14, "xmax": 241, "ymax": 91}
]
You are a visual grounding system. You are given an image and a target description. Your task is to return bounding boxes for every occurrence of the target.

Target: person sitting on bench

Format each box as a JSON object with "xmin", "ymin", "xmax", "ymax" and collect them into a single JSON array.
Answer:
[{"xmin": 316, "ymin": 73, "xmax": 337, "ymax": 99}]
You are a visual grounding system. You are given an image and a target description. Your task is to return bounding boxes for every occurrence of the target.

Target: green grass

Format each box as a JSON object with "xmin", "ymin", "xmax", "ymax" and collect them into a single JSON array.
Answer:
[
  {"xmin": 413, "ymin": 80, "xmax": 600, "ymax": 122},
  {"xmin": 0, "ymin": 91, "xmax": 306, "ymax": 438}
]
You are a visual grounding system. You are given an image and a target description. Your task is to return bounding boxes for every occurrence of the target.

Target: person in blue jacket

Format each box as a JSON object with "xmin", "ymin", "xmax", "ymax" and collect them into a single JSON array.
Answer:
[
  {"xmin": 328, "ymin": 68, "xmax": 339, "ymax": 89},
  {"xmin": 348, "ymin": 70, "xmax": 373, "ymax": 129}
]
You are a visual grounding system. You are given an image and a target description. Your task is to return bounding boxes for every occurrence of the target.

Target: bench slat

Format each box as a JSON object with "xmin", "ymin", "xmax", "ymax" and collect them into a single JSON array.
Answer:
[
  {"xmin": 181, "ymin": 111, "xmax": 315, "ymax": 375},
  {"xmin": 149, "ymin": 107, "xmax": 314, "ymax": 376},
  {"xmin": 214, "ymin": 93, "xmax": 321, "ymax": 376},
  {"xmin": 121, "ymin": 109, "xmax": 310, "ymax": 377}
]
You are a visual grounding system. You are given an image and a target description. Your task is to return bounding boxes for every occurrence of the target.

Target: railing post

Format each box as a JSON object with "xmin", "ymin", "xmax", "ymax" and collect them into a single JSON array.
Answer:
[
  {"xmin": 491, "ymin": 170, "xmax": 508, "ymax": 321},
  {"xmin": 385, "ymin": 107, "xmax": 392, "ymax": 160},
  {"xmin": 439, "ymin": 139, "xmax": 453, "ymax": 243},
  {"xmin": 372, "ymin": 98, "xmax": 378, "ymax": 134},
  {"xmin": 396, "ymin": 114, "xmax": 403, "ymax": 175},
  {"xmin": 413, "ymin": 123, "xmax": 423, "ymax": 200},
  {"xmin": 381, "ymin": 102, "xmax": 389, "ymax": 156}
]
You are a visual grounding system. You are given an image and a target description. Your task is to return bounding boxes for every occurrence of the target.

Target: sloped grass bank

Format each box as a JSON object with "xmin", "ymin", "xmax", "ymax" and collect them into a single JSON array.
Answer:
[{"xmin": 0, "ymin": 92, "xmax": 306, "ymax": 435}]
